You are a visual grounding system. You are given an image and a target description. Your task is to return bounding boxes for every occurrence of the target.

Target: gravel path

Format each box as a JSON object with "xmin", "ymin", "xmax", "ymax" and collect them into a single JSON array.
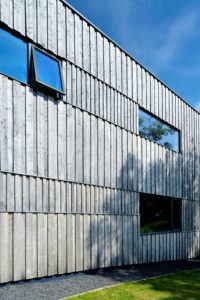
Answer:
[{"xmin": 0, "ymin": 260, "xmax": 200, "ymax": 300}]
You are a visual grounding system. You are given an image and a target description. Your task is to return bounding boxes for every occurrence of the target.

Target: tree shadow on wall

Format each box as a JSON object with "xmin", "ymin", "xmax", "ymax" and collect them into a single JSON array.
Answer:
[{"xmin": 85, "ymin": 138, "xmax": 200, "ymax": 281}]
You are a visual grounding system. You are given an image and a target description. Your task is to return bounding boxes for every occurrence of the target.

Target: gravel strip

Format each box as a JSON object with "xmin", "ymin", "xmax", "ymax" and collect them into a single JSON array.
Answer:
[{"xmin": 0, "ymin": 260, "xmax": 200, "ymax": 300}]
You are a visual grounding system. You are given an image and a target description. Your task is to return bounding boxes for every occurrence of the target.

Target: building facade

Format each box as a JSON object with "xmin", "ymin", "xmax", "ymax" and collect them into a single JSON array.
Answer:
[{"xmin": 0, "ymin": 0, "xmax": 199, "ymax": 284}]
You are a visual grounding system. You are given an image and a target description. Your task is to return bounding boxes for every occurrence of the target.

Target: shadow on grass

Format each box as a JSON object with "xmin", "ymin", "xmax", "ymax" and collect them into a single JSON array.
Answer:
[{"xmin": 69, "ymin": 269, "xmax": 200, "ymax": 300}]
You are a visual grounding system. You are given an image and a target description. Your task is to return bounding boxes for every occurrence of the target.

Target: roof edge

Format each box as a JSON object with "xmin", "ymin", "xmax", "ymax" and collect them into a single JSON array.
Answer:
[{"xmin": 61, "ymin": 0, "xmax": 199, "ymax": 116}]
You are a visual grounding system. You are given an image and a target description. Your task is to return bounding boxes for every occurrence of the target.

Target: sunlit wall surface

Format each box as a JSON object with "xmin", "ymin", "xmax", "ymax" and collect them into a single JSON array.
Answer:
[{"xmin": 139, "ymin": 109, "xmax": 180, "ymax": 152}]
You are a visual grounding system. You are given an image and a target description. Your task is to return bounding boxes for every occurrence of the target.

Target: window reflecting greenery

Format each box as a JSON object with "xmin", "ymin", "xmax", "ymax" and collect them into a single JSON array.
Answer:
[
  {"xmin": 140, "ymin": 193, "xmax": 181, "ymax": 234},
  {"xmin": 139, "ymin": 109, "xmax": 179, "ymax": 152}
]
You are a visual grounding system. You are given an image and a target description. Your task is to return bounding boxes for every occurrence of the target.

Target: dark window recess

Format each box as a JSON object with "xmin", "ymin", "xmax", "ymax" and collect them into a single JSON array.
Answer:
[
  {"xmin": 30, "ymin": 46, "xmax": 64, "ymax": 98},
  {"xmin": 139, "ymin": 109, "xmax": 180, "ymax": 152},
  {"xmin": 140, "ymin": 193, "xmax": 181, "ymax": 234},
  {"xmin": 0, "ymin": 28, "xmax": 28, "ymax": 83}
]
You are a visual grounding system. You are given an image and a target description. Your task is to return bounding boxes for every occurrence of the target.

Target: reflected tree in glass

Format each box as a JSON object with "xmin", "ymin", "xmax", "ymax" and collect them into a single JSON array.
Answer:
[{"xmin": 139, "ymin": 109, "xmax": 179, "ymax": 152}]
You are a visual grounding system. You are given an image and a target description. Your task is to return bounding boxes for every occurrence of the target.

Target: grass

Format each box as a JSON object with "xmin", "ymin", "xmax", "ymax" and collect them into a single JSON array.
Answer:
[{"xmin": 65, "ymin": 269, "xmax": 200, "ymax": 300}]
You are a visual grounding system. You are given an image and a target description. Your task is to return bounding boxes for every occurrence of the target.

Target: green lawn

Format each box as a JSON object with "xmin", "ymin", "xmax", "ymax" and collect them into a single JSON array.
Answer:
[{"xmin": 66, "ymin": 269, "xmax": 200, "ymax": 300}]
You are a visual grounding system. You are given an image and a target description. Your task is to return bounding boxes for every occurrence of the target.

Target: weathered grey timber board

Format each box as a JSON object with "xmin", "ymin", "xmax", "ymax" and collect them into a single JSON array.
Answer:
[{"xmin": 0, "ymin": 0, "xmax": 199, "ymax": 286}]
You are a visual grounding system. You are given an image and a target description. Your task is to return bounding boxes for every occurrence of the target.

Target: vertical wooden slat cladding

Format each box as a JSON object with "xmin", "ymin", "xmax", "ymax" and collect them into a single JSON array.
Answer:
[
  {"xmin": 26, "ymin": 0, "xmax": 37, "ymax": 41},
  {"xmin": 0, "ymin": 0, "xmax": 200, "ymax": 285},
  {"xmin": 0, "ymin": 0, "xmax": 14, "ymax": 28}
]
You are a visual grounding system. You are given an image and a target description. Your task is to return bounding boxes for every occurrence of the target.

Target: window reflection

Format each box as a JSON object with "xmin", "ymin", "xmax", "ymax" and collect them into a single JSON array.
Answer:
[
  {"xmin": 139, "ymin": 109, "xmax": 179, "ymax": 152},
  {"xmin": 0, "ymin": 28, "xmax": 28, "ymax": 83},
  {"xmin": 140, "ymin": 193, "xmax": 181, "ymax": 234},
  {"xmin": 34, "ymin": 48, "xmax": 63, "ymax": 92}
]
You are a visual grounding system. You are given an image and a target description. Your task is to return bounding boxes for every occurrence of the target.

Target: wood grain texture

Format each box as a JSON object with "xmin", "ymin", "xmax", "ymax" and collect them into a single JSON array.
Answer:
[{"xmin": 0, "ymin": 0, "xmax": 200, "ymax": 285}]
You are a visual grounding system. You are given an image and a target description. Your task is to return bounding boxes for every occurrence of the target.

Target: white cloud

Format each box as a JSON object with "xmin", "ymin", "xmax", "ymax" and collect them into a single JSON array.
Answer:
[{"xmin": 154, "ymin": 10, "xmax": 200, "ymax": 67}]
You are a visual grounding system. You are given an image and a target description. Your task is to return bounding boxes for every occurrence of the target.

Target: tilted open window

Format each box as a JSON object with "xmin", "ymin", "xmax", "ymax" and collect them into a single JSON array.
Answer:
[
  {"xmin": 139, "ymin": 109, "xmax": 180, "ymax": 152},
  {"xmin": 30, "ymin": 46, "xmax": 64, "ymax": 98},
  {"xmin": 140, "ymin": 193, "xmax": 182, "ymax": 234}
]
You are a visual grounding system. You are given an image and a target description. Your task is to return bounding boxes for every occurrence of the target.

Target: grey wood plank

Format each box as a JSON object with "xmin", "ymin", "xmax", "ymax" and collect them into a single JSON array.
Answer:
[
  {"xmin": 127, "ymin": 216, "xmax": 133, "ymax": 265},
  {"xmin": 121, "ymin": 53, "xmax": 127, "ymax": 95},
  {"xmin": 105, "ymin": 122, "xmax": 111, "ymax": 187},
  {"xmin": 37, "ymin": 214, "xmax": 48, "ymax": 277},
  {"xmin": 90, "ymin": 26, "xmax": 97, "ymax": 76},
  {"xmin": 97, "ymin": 214, "xmax": 105, "ymax": 268},
  {"xmin": 97, "ymin": 32, "xmax": 104, "ymax": 81},
  {"xmin": 36, "ymin": 178, "xmax": 43, "ymax": 211},
  {"xmin": 13, "ymin": 213, "xmax": 25, "ymax": 281},
  {"xmin": 105, "ymin": 215, "xmax": 111, "ymax": 267},
  {"xmin": 0, "ymin": 173, "xmax": 6, "ymax": 211},
  {"xmin": 103, "ymin": 37, "xmax": 110, "ymax": 84},
  {"xmin": 110, "ymin": 43, "xmax": 116, "ymax": 89},
  {"xmin": 14, "ymin": 175, "xmax": 22, "ymax": 211},
  {"xmin": 48, "ymin": 214, "xmax": 58, "ymax": 276},
  {"xmin": 26, "ymin": 0, "xmax": 37, "ymax": 41},
  {"xmin": 132, "ymin": 60, "xmax": 137, "ymax": 102},
  {"xmin": 117, "ymin": 215, "xmax": 123, "ymax": 266},
  {"xmin": 83, "ymin": 21, "xmax": 90, "ymax": 72},
  {"xmin": 57, "ymin": 214, "xmax": 67, "ymax": 274},
  {"xmin": 26, "ymin": 87, "xmax": 37, "ymax": 175},
  {"xmin": 83, "ymin": 111, "xmax": 91, "ymax": 184},
  {"xmin": 0, "ymin": 213, "xmax": 13, "ymax": 283},
  {"xmin": 75, "ymin": 109, "xmax": 83, "ymax": 182},
  {"xmin": 49, "ymin": 180, "xmax": 55, "ymax": 212},
  {"xmin": 76, "ymin": 67, "xmax": 82, "ymax": 108},
  {"xmin": 141, "ymin": 69, "xmax": 146, "ymax": 108},
  {"xmin": 7, "ymin": 174, "xmax": 15, "ymax": 211},
  {"xmin": 48, "ymin": 98, "xmax": 58, "ymax": 178},
  {"xmin": 37, "ymin": 93, "xmax": 48, "ymax": 177},
  {"xmin": 57, "ymin": 0, "xmax": 66, "ymax": 57},
  {"xmin": 91, "ymin": 115, "xmax": 98, "ymax": 185},
  {"xmin": 111, "ymin": 215, "xmax": 117, "ymax": 266},
  {"xmin": 127, "ymin": 57, "xmax": 132, "ymax": 99},
  {"xmin": 13, "ymin": 82, "xmax": 26, "ymax": 174},
  {"xmin": 29, "ymin": 177, "xmax": 36, "ymax": 211},
  {"xmin": 67, "ymin": 214, "xmax": 75, "ymax": 273},
  {"xmin": 75, "ymin": 214, "xmax": 84, "ymax": 271},
  {"xmin": 116, "ymin": 48, "xmax": 122, "ymax": 92},
  {"xmin": 66, "ymin": 7, "xmax": 75, "ymax": 62},
  {"xmin": 13, "ymin": 0, "xmax": 25, "ymax": 34},
  {"xmin": 66, "ymin": 182, "xmax": 72, "ymax": 213},
  {"xmin": 26, "ymin": 213, "xmax": 37, "ymax": 279},
  {"xmin": 37, "ymin": 0, "xmax": 48, "ymax": 47},
  {"xmin": 58, "ymin": 101, "xmax": 67, "ymax": 180},
  {"xmin": 91, "ymin": 215, "xmax": 98, "ymax": 269},
  {"xmin": 60, "ymin": 181, "xmax": 67, "ymax": 212},
  {"xmin": 67, "ymin": 105, "xmax": 76, "ymax": 181},
  {"xmin": 0, "ymin": 76, "xmax": 13, "ymax": 172},
  {"xmin": 83, "ymin": 214, "xmax": 91, "ymax": 270},
  {"xmin": 0, "ymin": 0, "xmax": 13, "ymax": 28},
  {"xmin": 55, "ymin": 181, "xmax": 61, "ymax": 213},
  {"xmin": 111, "ymin": 124, "xmax": 117, "ymax": 188}
]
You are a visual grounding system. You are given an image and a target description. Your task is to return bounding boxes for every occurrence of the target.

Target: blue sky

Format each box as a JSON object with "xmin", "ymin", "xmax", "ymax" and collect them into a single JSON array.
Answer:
[{"xmin": 67, "ymin": 0, "xmax": 200, "ymax": 111}]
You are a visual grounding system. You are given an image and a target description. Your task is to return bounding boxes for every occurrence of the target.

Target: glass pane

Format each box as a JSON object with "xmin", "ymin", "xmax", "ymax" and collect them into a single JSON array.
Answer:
[
  {"xmin": 140, "ymin": 194, "xmax": 171, "ymax": 233},
  {"xmin": 140, "ymin": 193, "xmax": 181, "ymax": 233},
  {"xmin": 34, "ymin": 48, "xmax": 63, "ymax": 92},
  {"xmin": 0, "ymin": 28, "xmax": 28, "ymax": 83},
  {"xmin": 139, "ymin": 109, "xmax": 179, "ymax": 152},
  {"xmin": 173, "ymin": 199, "xmax": 181, "ymax": 230}
]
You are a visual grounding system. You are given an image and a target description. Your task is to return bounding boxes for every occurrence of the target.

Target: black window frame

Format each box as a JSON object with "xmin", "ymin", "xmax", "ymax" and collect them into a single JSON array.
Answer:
[
  {"xmin": 140, "ymin": 193, "xmax": 182, "ymax": 234},
  {"xmin": 139, "ymin": 107, "xmax": 181, "ymax": 153},
  {"xmin": 30, "ymin": 44, "xmax": 65, "ymax": 98}
]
